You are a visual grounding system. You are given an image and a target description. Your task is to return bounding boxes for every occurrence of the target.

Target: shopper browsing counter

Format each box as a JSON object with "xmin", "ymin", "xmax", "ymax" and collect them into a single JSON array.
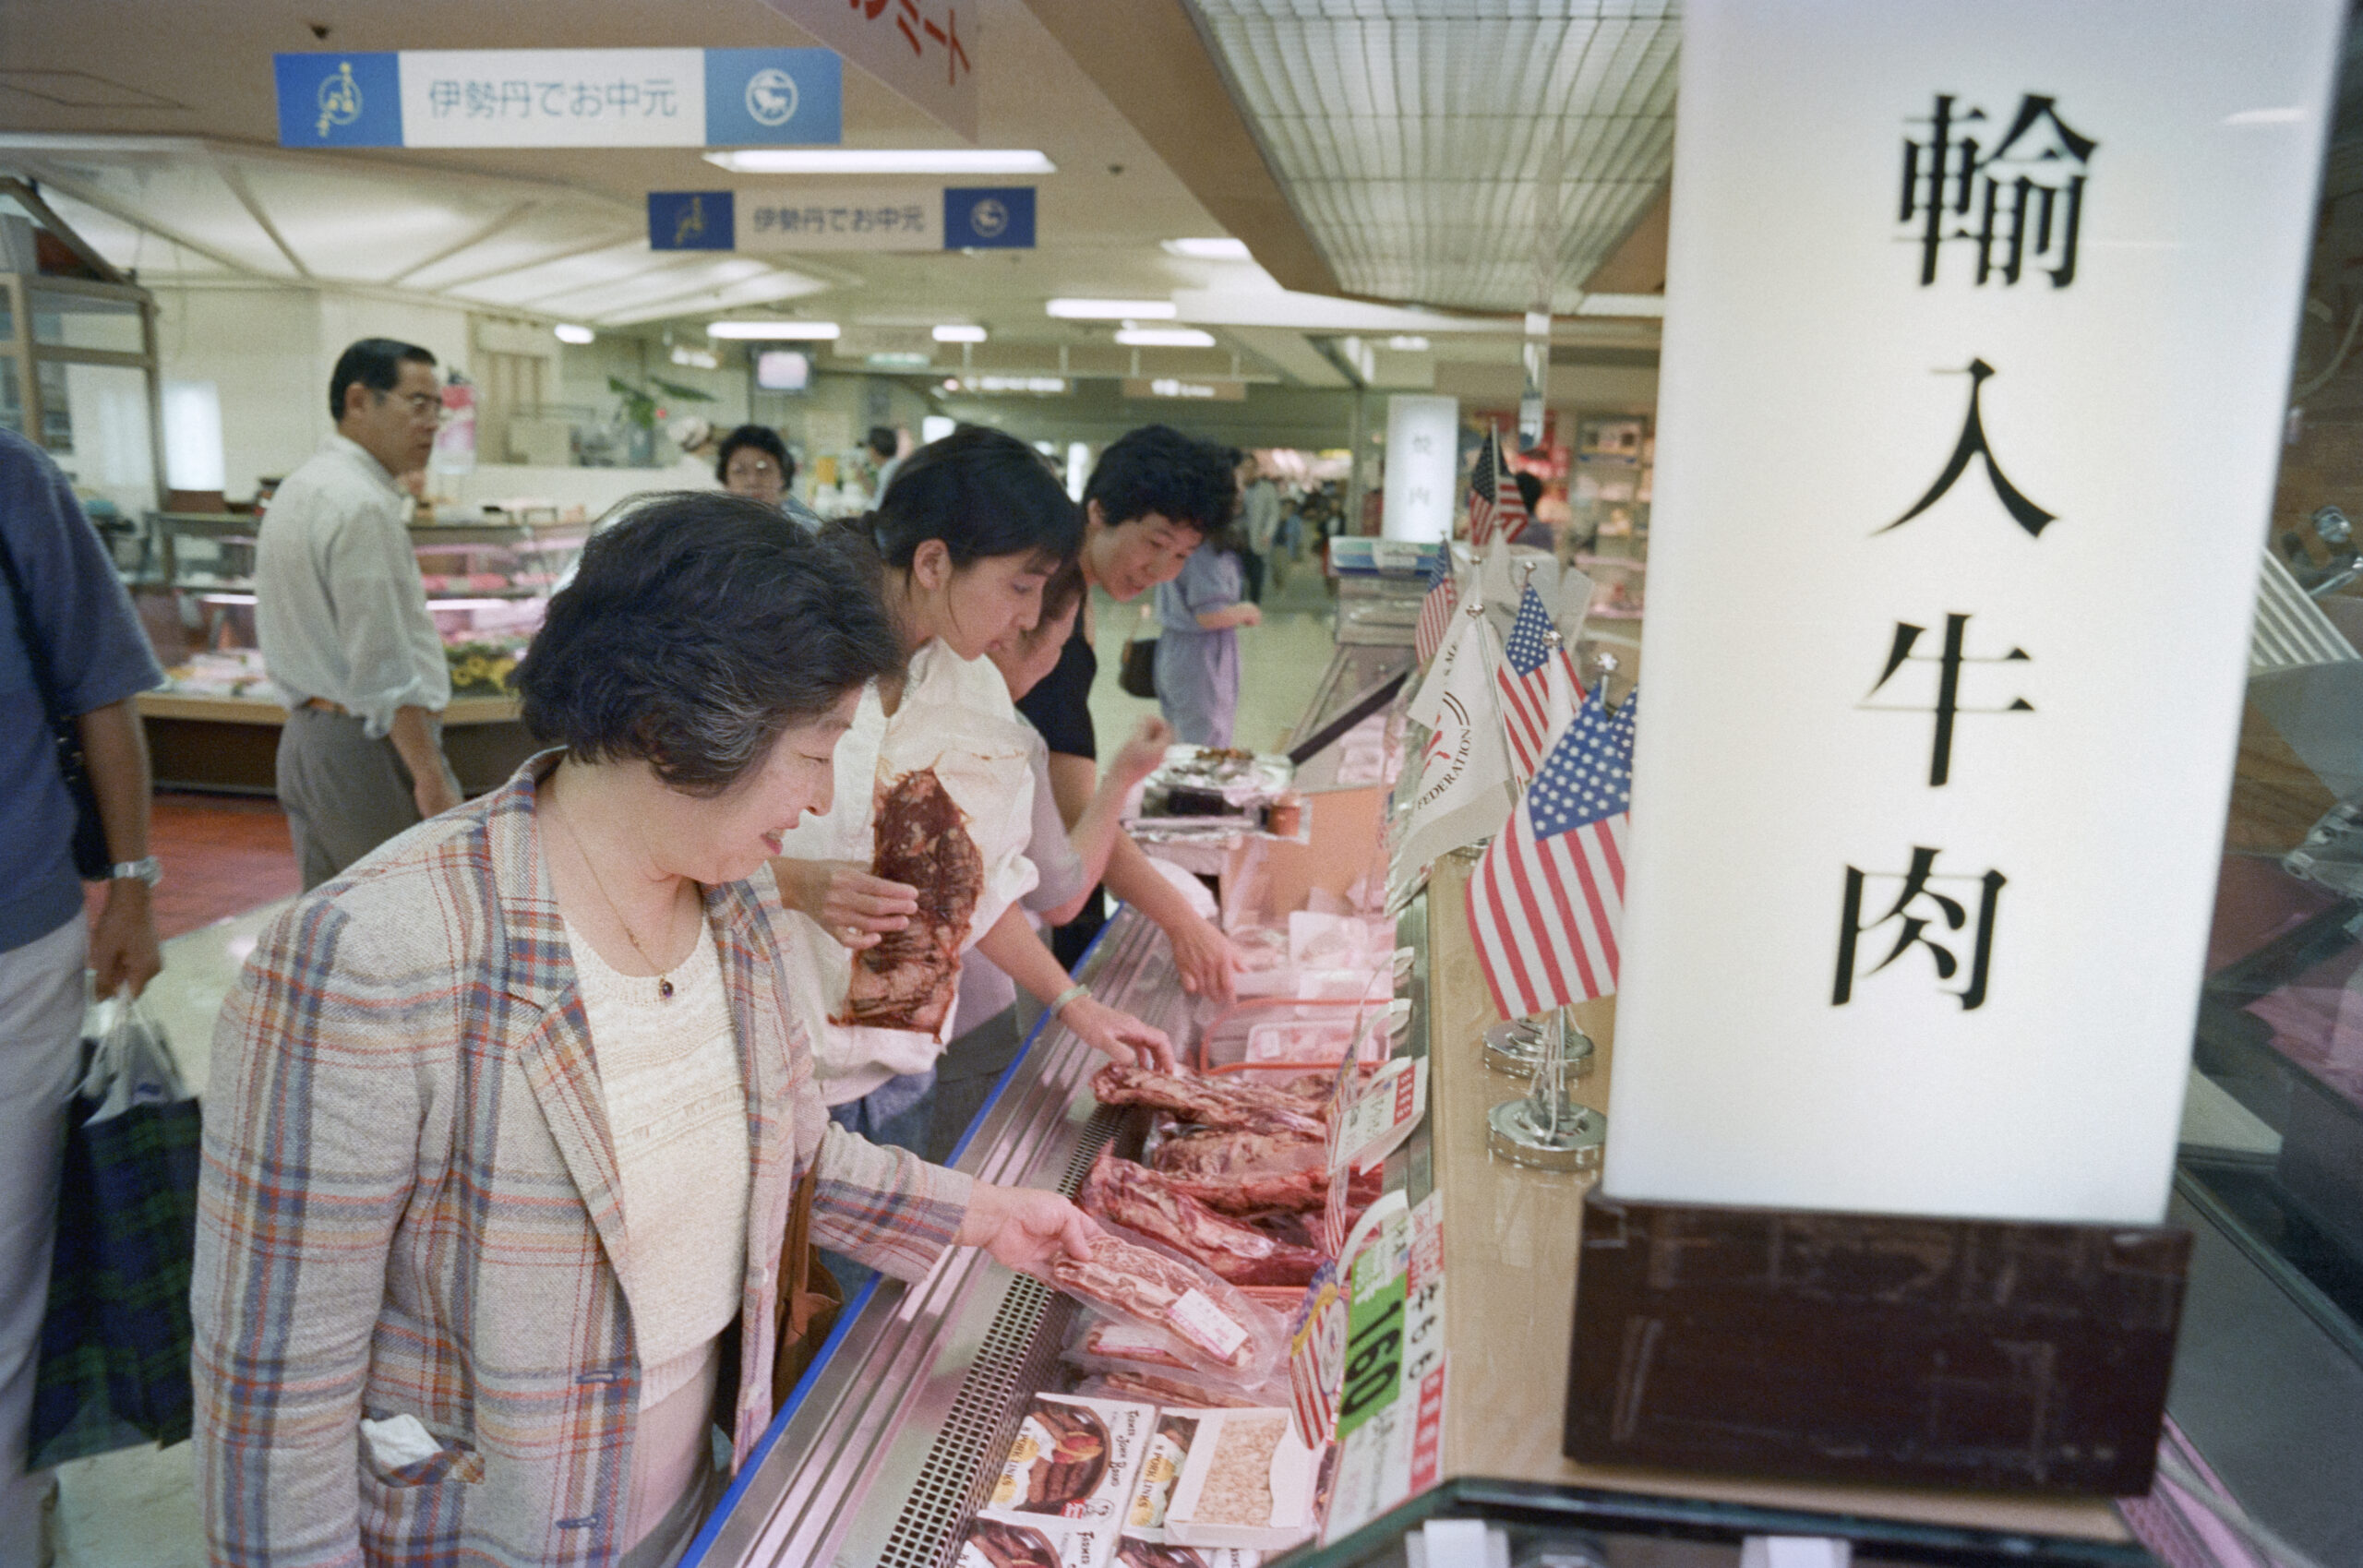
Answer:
[{"xmin": 194, "ymin": 498, "xmax": 1098, "ymax": 1568}]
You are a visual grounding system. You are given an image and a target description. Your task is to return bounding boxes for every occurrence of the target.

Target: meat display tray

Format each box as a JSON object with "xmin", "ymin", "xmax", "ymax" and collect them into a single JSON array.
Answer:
[{"xmin": 693, "ymin": 892, "xmax": 1437, "ymax": 1568}]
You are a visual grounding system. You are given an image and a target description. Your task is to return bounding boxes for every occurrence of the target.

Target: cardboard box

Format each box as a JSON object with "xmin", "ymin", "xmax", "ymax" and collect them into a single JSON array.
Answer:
[
  {"xmin": 983, "ymin": 1394, "xmax": 1155, "ymax": 1527},
  {"xmin": 1163, "ymin": 1408, "xmax": 1318, "ymax": 1553},
  {"xmin": 954, "ymin": 1515, "xmax": 1119, "ymax": 1568}
]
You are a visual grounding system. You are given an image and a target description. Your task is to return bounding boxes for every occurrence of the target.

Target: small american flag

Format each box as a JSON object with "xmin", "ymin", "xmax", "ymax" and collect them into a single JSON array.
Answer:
[
  {"xmin": 1466, "ymin": 687, "xmax": 1637, "ymax": 1017},
  {"xmin": 1495, "ymin": 582, "xmax": 1565, "ymax": 780},
  {"xmin": 1466, "ymin": 426, "xmax": 1530, "ymax": 547},
  {"xmin": 1414, "ymin": 547, "xmax": 1457, "ymax": 664}
]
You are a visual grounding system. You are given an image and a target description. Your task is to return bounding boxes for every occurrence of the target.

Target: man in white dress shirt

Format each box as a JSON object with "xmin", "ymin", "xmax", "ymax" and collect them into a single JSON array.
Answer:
[{"xmin": 256, "ymin": 339, "xmax": 462, "ymax": 889}]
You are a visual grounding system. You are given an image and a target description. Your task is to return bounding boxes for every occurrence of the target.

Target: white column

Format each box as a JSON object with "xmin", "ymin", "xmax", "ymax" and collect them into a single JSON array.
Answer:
[{"xmin": 1379, "ymin": 393, "xmax": 1457, "ymax": 542}]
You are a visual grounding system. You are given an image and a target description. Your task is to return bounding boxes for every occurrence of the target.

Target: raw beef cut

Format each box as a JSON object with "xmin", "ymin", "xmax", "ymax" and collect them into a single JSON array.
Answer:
[
  {"xmin": 1091, "ymin": 1065, "xmax": 1326, "ymax": 1138},
  {"xmin": 1081, "ymin": 1156, "xmax": 1321, "ymax": 1287},
  {"xmin": 1148, "ymin": 1130, "xmax": 1380, "ymax": 1215},
  {"xmin": 1050, "ymin": 1235, "xmax": 1262, "ymax": 1371},
  {"xmin": 834, "ymin": 768, "xmax": 982, "ymax": 1034}
]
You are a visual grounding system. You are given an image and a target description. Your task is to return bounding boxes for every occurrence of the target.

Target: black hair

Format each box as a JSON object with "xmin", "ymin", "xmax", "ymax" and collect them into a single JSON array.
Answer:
[
  {"xmin": 329, "ymin": 338, "xmax": 436, "ymax": 422},
  {"xmin": 867, "ymin": 425, "xmax": 899, "ymax": 461},
  {"xmin": 514, "ymin": 493, "xmax": 901, "ymax": 796},
  {"xmin": 827, "ymin": 424, "xmax": 1081, "ymax": 578},
  {"xmin": 1083, "ymin": 424, "xmax": 1238, "ymax": 538},
  {"xmin": 715, "ymin": 424, "xmax": 793, "ymax": 488},
  {"xmin": 1026, "ymin": 558, "xmax": 1088, "ymax": 645},
  {"xmin": 1514, "ymin": 471, "xmax": 1543, "ymax": 514}
]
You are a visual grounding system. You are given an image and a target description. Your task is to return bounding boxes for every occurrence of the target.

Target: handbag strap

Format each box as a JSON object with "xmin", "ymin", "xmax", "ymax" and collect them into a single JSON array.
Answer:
[
  {"xmin": 783, "ymin": 1166, "xmax": 818, "ymax": 1297},
  {"xmin": 0, "ymin": 520, "xmax": 74, "ymax": 738}
]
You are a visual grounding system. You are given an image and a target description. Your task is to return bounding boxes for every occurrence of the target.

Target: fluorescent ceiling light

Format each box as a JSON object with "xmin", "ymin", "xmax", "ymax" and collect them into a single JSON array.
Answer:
[
  {"xmin": 1048, "ymin": 298, "xmax": 1176, "ymax": 320},
  {"xmin": 1385, "ymin": 335, "xmax": 1430, "ymax": 352},
  {"xmin": 703, "ymin": 149, "xmax": 1055, "ymax": 175},
  {"xmin": 1576, "ymin": 293, "xmax": 1667, "ymax": 317},
  {"xmin": 707, "ymin": 320, "xmax": 840, "ymax": 340},
  {"xmin": 867, "ymin": 352, "xmax": 935, "ymax": 368},
  {"xmin": 553, "ymin": 323, "xmax": 595, "ymax": 345},
  {"xmin": 1162, "ymin": 237, "xmax": 1252, "ymax": 260},
  {"xmin": 1115, "ymin": 327, "xmax": 1217, "ymax": 348},
  {"xmin": 932, "ymin": 324, "xmax": 989, "ymax": 343}
]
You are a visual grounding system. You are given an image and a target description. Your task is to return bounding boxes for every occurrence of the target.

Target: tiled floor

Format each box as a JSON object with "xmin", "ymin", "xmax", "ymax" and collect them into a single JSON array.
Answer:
[{"xmin": 44, "ymin": 556, "xmax": 1341, "ymax": 1566}]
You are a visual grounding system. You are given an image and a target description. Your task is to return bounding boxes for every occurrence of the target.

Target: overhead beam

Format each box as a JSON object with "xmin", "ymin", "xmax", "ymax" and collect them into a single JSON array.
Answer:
[
  {"xmin": 1018, "ymin": 0, "xmax": 1341, "ymax": 298},
  {"xmin": 1581, "ymin": 185, "xmax": 1670, "ymax": 297},
  {"xmin": 210, "ymin": 154, "xmax": 312, "ymax": 279},
  {"xmin": 17, "ymin": 163, "xmax": 288, "ymax": 281},
  {"xmin": 425, "ymin": 228, "xmax": 642, "ymax": 292},
  {"xmin": 387, "ymin": 197, "xmax": 540, "ymax": 286}
]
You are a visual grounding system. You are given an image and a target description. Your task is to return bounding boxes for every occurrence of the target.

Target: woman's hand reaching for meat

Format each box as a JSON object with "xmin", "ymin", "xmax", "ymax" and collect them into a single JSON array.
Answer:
[
  {"xmin": 775, "ymin": 858, "xmax": 918, "ymax": 950},
  {"xmin": 1063, "ymin": 996, "xmax": 1175, "ymax": 1072},
  {"xmin": 956, "ymin": 1182, "xmax": 1100, "ymax": 1279},
  {"xmin": 1109, "ymin": 716, "xmax": 1173, "ymax": 793}
]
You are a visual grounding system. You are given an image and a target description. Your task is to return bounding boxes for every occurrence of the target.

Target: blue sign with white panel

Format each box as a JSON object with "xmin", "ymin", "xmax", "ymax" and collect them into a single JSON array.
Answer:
[
  {"xmin": 274, "ymin": 53, "xmax": 403, "ymax": 149},
  {"xmin": 944, "ymin": 186, "xmax": 1036, "ymax": 250},
  {"xmin": 702, "ymin": 48, "xmax": 840, "ymax": 149},
  {"xmin": 648, "ymin": 192, "xmax": 738, "ymax": 251}
]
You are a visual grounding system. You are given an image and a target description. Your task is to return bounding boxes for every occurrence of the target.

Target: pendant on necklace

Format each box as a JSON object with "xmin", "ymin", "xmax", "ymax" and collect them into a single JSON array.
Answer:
[{"xmin": 657, "ymin": 977, "xmax": 675, "ymax": 999}]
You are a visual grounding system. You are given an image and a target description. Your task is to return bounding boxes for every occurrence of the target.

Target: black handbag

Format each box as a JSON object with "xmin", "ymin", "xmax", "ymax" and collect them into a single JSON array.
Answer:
[
  {"xmin": 0, "ymin": 525, "xmax": 113, "ymax": 880},
  {"xmin": 1118, "ymin": 634, "xmax": 1158, "ymax": 699}
]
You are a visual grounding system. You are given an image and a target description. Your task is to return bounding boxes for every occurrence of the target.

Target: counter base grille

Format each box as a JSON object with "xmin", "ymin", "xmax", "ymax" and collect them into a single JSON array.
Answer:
[{"xmin": 872, "ymin": 1104, "xmax": 1122, "ymax": 1568}]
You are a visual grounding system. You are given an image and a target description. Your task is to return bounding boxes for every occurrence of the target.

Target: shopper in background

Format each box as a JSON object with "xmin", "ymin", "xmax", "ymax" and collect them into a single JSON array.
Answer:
[
  {"xmin": 927, "ymin": 562, "xmax": 1173, "ymax": 1163},
  {"xmin": 774, "ymin": 428, "xmax": 1170, "ymax": 1168},
  {"xmin": 0, "ymin": 428, "xmax": 164, "ymax": 1568},
  {"xmin": 1017, "ymin": 424, "xmax": 1244, "ymax": 992},
  {"xmin": 716, "ymin": 422, "xmax": 824, "ymax": 533},
  {"xmin": 255, "ymin": 338, "xmax": 463, "ymax": 891},
  {"xmin": 1154, "ymin": 516, "xmax": 1260, "ymax": 748},
  {"xmin": 866, "ymin": 424, "xmax": 905, "ymax": 497},
  {"xmin": 1236, "ymin": 449, "xmax": 1281, "ymax": 603},
  {"xmin": 1514, "ymin": 470, "xmax": 1547, "ymax": 549},
  {"xmin": 195, "ymin": 497, "xmax": 1098, "ymax": 1568}
]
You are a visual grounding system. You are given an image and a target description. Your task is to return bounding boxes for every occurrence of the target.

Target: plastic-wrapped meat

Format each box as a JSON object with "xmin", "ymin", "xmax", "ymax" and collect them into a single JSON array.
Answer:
[
  {"xmin": 1081, "ymin": 1156, "xmax": 1323, "ymax": 1287},
  {"xmin": 1050, "ymin": 1235, "xmax": 1261, "ymax": 1371},
  {"xmin": 1091, "ymin": 1064, "xmax": 1326, "ymax": 1138},
  {"xmin": 835, "ymin": 769, "xmax": 981, "ymax": 1034},
  {"xmin": 1148, "ymin": 1129, "xmax": 1380, "ymax": 1215}
]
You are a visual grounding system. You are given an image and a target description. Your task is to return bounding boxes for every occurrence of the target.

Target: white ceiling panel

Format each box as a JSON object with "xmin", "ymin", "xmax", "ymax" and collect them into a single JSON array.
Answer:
[
  {"xmin": 1185, "ymin": 0, "xmax": 1678, "ymax": 312},
  {"xmin": 233, "ymin": 162, "xmax": 530, "ymax": 284}
]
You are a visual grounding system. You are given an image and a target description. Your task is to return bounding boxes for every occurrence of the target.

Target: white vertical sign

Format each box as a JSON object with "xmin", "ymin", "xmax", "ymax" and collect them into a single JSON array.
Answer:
[
  {"xmin": 1381, "ymin": 395, "xmax": 1458, "ymax": 543},
  {"xmin": 1605, "ymin": 0, "xmax": 2342, "ymax": 1226}
]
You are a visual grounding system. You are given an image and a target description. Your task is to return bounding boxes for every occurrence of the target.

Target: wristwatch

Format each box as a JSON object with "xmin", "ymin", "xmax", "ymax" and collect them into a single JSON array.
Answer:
[{"xmin": 110, "ymin": 856, "xmax": 162, "ymax": 889}]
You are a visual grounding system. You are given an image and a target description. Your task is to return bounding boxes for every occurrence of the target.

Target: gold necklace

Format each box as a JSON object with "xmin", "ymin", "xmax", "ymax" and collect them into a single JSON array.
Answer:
[{"xmin": 548, "ymin": 777, "xmax": 685, "ymax": 1000}]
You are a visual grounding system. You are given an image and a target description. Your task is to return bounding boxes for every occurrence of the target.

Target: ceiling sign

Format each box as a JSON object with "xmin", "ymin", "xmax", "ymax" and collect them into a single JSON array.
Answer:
[
  {"xmin": 1122, "ymin": 377, "xmax": 1247, "ymax": 401},
  {"xmin": 272, "ymin": 48, "xmax": 841, "ymax": 150},
  {"xmin": 757, "ymin": 0, "xmax": 977, "ymax": 141},
  {"xmin": 1604, "ymin": 0, "xmax": 2342, "ymax": 1227},
  {"xmin": 647, "ymin": 187, "xmax": 1031, "ymax": 251}
]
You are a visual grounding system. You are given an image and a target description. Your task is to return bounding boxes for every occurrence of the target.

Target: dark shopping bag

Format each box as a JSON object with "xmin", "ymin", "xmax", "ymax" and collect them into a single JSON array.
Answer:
[
  {"xmin": 29, "ymin": 990, "xmax": 201, "ymax": 1466},
  {"xmin": 1118, "ymin": 634, "xmax": 1158, "ymax": 699}
]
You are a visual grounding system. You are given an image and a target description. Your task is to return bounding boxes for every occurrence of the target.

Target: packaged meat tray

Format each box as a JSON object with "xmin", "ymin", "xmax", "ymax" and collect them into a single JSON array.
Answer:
[
  {"xmin": 982, "ymin": 1394, "xmax": 1154, "ymax": 1527},
  {"xmin": 1163, "ymin": 1408, "xmax": 1320, "ymax": 1553},
  {"xmin": 1050, "ymin": 1233, "xmax": 1284, "ymax": 1381},
  {"xmin": 954, "ymin": 1515, "xmax": 1120, "ymax": 1568},
  {"xmin": 1080, "ymin": 1156, "xmax": 1323, "ymax": 1288}
]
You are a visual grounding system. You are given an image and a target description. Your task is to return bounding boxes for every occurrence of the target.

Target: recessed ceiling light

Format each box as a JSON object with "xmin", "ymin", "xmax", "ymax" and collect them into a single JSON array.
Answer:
[
  {"xmin": 932, "ymin": 324, "xmax": 989, "ymax": 343},
  {"xmin": 1048, "ymin": 298, "xmax": 1177, "ymax": 320},
  {"xmin": 703, "ymin": 149, "xmax": 1055, "ymax": 175},
  {"xmin": 1115, "ymin": 327, "xmax": 1217, "ymax": 348},
  {"xmin": 1161, "ymin": 237, "xmax": 1252, "ymax": 260},
  {"xmin": 553, "ymin": 322, "xmax": 595, "ymax": 345},
  {"xmin": 669, "ymin": 345, "xmax": 720, "ymax": 370},
  {"xmin": 706, "ymin": 320, "xmax": 841, "ymax": 341}
]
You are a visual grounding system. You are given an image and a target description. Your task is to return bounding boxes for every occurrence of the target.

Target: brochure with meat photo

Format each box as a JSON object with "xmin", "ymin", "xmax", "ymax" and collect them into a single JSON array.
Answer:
[
  {"xmin": 954, "ymin": 1514, "xmax": 1119, "ymax": 1568},
  {"xmin": 1113, "ymin": 1539, "xmax": 1261, "ymax": 1568},
  {"xmin": 983, "ymin": 1394, "xmax": 1153, "ymax": 1527}
]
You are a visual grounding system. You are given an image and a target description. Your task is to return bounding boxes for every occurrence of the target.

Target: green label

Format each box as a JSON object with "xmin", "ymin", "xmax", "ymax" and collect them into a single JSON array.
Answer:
[{"xmin": 1336, "ymin": 1273, "xmax": 1406, "ymax": 1443}]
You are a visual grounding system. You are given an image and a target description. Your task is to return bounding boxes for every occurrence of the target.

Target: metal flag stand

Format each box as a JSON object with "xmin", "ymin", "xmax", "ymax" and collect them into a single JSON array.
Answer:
[{"xmin": 1487, "ymin": 1005, "xmax": 1606, "ymax": 1173}]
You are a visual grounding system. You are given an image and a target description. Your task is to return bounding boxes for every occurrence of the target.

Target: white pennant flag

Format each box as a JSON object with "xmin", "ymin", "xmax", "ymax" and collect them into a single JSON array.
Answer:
[
  {"xmin": 1478, "ymin": 537, "xmax": 1521, "ymax": 647},
  {"xmin": 1395, "ymin": 611, "xmax": 1517, "ymax": 876},
  {"xmin": 1555, "ymin": 567, "xmax": 1594, "ymax": 652}
]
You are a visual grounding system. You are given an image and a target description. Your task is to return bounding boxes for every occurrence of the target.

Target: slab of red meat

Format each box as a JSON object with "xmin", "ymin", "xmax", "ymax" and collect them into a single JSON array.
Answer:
[
  {"xmin": 1081, "ymin": 1155, "xmax": 1323, "ymax": 1287},
  {"xmin": 1147, "ymin": 1129, "xmax": 1381, "ymax": 1215},
  {"xmin": 1050, "ymin": 1234, "xmax": 1261, "ymax": 1371},
  {"xmin": 1091, "ymin": 1064, "xmax": 1326, "ymax": 1138},
  {"xmin": 834, "ymin": 768, "xmax": 981, "ymax": 1034}
]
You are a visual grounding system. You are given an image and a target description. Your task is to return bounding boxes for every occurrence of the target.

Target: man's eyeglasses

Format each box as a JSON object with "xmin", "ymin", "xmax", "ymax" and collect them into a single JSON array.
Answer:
[{"xmin": 383, "ymin": 390, "xmax": 451, "ymax": 424}]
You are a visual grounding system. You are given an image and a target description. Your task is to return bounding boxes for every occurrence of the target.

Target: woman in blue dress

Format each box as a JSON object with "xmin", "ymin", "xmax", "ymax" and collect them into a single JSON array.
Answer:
[{"xmin": 1153, "ymin": 529, "xmax": 1262, "ymax": 747}]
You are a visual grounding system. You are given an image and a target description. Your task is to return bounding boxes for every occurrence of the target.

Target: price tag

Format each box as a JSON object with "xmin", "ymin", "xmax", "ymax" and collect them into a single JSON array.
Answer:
[
  {"xmin": 1322, "ymin": 1192, "xmax": 1447, "ymax": 1543},
  {"xmin": 1336, "ymin": 1273, "xmax": 1405, "ymax": 1443},
  {"xmin": 1334, "ymin": 1057, "xmax": 1429, "ymax": 1173}
]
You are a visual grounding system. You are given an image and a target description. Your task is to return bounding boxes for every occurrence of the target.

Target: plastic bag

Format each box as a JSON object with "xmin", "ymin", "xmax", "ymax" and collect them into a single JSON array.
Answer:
[{"xmin": 1051, "ymin": 1223, "xmax": 1289, "ymax": 1386}]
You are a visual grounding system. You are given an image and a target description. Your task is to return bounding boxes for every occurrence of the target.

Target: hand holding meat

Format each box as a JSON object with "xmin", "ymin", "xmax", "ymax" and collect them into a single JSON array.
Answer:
[
  {"xmin": 778, "ymin": 857, "xmax": 918, "ymax": 949},
  {"xmin": 958, "ymin": 1183, "xmax": 1101, "ymax": 1280},
  {"xmin": 1063, "ymin": 996, "xmax": 1176, "ymax": 1071},
  {"xmin": 1167, "ymin": 910, "xmax": 1243, "ymax": 1003},
  {"xmin": 1110, "ymin": 716, "xmax": 1174, "ymax": 792}
]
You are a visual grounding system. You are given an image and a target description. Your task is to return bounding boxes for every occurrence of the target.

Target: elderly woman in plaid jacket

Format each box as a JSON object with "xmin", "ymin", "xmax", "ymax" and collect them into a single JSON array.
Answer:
[{"xmin": 192, "ymin": 497, "xmax": 1098, "ymax": 1568}]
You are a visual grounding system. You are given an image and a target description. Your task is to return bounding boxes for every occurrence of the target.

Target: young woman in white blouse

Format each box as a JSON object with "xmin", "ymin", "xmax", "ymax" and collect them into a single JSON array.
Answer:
[{"xmin": 769, "ymin": 427, "xmax": 1171, "ymax": 1163}]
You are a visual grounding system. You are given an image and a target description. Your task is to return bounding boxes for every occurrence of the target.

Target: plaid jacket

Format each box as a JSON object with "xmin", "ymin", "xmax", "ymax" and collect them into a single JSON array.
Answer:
[{"xmin": 192, "ymin": 760, "xmax": 974, "ymax": 1568}]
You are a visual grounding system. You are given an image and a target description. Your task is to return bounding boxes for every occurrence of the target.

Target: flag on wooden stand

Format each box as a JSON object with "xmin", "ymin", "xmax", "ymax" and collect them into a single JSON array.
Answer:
[
  {"xmin": 1466, "ymin": 425, "xmax": 1530, "ymax": 547},
  {"xmin": 1414, "ymin": 547, "xmax": 1458, "ymax": 665},
  {"xmin": 1466, "ymin": 687, "xmax": 1637, "ymax": 1017}
]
